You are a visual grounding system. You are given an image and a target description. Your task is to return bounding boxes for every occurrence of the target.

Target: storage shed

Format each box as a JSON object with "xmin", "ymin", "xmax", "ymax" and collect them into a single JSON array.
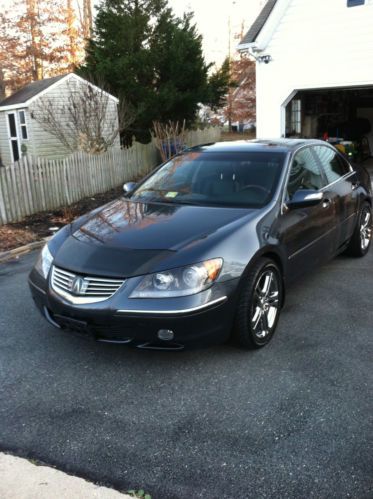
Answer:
[{"xmin": 0, "ymin": 73, "xmax": 120, "ymax": 166}]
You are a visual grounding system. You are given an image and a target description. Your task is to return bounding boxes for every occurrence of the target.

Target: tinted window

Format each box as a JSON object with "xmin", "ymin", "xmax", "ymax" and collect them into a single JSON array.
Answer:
[
  {"xmin": 313, "ymin": 146, "xmax": 350, "ymax": 184},
  {"xmin": 131, "ymin": 151, "xmax": 286, "ymax": 208},
  {"xmin": 287, "ymin": 148, "xmax": 326, "ymax": 198}
]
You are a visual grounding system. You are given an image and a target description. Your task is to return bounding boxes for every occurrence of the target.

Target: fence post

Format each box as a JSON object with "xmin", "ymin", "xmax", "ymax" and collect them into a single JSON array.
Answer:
[{"xmin": 0, "ymin": 168, "xmax": 8, "ymax": 225}]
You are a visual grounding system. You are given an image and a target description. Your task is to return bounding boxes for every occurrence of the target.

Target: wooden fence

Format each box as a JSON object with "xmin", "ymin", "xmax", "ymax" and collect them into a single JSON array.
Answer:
[{"xmin": 0, "ymin": 127, "xmax": 221, "ymax": 225}]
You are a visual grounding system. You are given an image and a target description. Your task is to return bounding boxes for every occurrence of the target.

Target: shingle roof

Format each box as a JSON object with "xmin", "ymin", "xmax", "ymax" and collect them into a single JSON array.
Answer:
[
  {"xmin": 0, "ymin": 74, "xmax": 67, "ymax": 107},
  {"xmin": 239, "ymin": 0, "xmax": 278, "ymax": 46}
]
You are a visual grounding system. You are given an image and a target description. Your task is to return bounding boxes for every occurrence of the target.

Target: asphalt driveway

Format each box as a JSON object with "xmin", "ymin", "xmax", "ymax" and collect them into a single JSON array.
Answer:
[{"xmin": 0, "ymin": 249, "xmax": 372, "ymax": 498}]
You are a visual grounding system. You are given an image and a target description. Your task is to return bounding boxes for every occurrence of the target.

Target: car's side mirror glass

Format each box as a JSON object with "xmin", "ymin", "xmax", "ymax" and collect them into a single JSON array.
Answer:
[
  {"xmin": 287, "ymin": 189, "xmax": 323, "ymax": 210},
  {"xmin": 123, "ymin": 182, "xmax": 137, "ymax": 196}
]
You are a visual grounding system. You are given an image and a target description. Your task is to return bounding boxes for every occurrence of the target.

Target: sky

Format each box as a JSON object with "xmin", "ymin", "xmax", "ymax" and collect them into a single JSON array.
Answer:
[
  {"xmin": 0, "ymin": 0, "xmax": 266, "ymax": 66},
  {"xmin": 171, "ymin": 0, "xmax": 266, "ymax": 66}
]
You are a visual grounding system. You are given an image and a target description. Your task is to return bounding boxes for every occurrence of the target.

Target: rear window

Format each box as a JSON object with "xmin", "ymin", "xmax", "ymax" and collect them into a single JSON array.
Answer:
[{"xmin": 131, "ymin": 151, "xmax": 286, "ymax": 208}]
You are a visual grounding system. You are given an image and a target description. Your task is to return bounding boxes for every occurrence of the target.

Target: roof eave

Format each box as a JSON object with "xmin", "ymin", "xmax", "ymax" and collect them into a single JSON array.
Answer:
[
  {"xmin": 0, "ymin": 103, "xmax": 27, "ymax": 111},
  {"xmin": 238, "ymin": 0, "xmax": 291, "ymax": 55},
  {"xmin": 0, "ymin": 73, "xmax": 119, "ymax": 110}
]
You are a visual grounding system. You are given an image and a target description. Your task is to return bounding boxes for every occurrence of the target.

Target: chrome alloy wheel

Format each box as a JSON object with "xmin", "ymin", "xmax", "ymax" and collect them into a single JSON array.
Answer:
[
  {"xmin": 251, "ymin": 269, "xmax": 280, "ymax": 339},
  {"xmin": 360, "ymin": 208, "xmax": 372, "ymax": 251}
]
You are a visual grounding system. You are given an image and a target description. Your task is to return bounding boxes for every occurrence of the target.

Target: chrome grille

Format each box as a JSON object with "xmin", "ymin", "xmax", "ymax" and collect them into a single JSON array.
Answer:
[{"xmin": 51, "ymin": 266, "xmax": 125, "ymax": 304}]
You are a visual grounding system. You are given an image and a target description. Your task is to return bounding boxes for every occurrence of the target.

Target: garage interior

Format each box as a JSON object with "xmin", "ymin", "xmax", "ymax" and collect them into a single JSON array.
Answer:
[{"xmin": 285, "ymin": 86, "xmax": 373, "ymax": 163}]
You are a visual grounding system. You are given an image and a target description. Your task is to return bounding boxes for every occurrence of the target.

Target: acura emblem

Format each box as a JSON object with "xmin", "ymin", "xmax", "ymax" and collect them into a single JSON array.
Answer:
[{"xmin": 70, "ymin": 277, "xmax": 87, "ymax": 295}]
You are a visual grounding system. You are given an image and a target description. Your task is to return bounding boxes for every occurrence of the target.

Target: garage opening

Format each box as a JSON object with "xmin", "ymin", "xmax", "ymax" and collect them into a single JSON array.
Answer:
[{"xmin": 284, "ymin": 86, "xmax": 373, "ymax": 162}]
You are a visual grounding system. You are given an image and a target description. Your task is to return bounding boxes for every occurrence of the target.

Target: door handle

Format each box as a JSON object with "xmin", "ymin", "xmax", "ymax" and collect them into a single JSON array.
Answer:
[
  {"xmin": 322, "ymin": 198, "xmax": 331, "ymax": 208},
  {"xmin": 351, "ymin": 181, "xmax": 360, "ymax": 190}
]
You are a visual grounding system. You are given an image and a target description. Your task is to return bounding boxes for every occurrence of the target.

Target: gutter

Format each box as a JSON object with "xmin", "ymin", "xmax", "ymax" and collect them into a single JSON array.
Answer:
[{"xmin": 237, "ymin": 42, "xmax": 259, "ymax": 53}]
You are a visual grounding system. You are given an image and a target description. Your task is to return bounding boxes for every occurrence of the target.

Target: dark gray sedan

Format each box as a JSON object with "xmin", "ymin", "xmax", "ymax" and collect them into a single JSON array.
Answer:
[{"xmin": 29, "ymin": 139, "xmax": 372, "ymax": 349}]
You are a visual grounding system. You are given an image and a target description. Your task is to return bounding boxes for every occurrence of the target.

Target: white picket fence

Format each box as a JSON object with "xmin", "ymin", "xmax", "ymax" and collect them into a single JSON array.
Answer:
[{"xmin": 0, "ymin": 127, "xmax": 221, "ymax": 225}]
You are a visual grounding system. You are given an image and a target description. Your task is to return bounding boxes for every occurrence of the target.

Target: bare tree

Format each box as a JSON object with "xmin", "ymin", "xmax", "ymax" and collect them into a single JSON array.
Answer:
[
  {"xmin": 66, "ymin": 0, "xmax": 79, "ymax": 69},
  {"xmin": 82, "ymin": 0, "xmax": 92, "ymax": 39},
  {"xmin": 0, "ymin": 1, "xmax": 86, "ymax": 96},
  {"xmin": 152, "ymin": 120, "xmax": 187, "ymax": 161},
  {"xmin": 224, "ymin": 54, "xmax": 256, "ymax": 126},
  {"xmin": 33, "ymin": 78, "xmax": 136, "ymax": 154}
]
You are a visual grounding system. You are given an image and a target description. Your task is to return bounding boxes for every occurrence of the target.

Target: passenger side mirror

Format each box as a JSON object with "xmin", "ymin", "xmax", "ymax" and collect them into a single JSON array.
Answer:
[
  {"xmin": 123, "ymin": 182, "xmax": 137, "ymax": 196},
  {"xmin": 287, "ymin": 189, "xmax": 323, "ymax": 210}
]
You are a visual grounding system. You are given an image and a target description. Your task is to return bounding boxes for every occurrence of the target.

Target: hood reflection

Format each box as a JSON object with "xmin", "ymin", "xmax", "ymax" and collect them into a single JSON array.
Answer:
[{"xmin": 74, "ymin": 199, "xmax": 179, "ymax": 245}]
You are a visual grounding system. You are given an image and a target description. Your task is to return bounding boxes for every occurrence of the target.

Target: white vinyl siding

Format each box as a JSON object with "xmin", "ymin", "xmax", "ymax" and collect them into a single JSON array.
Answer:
[
  {"xmin": 28, "ymin": 78, "xmax": 120, "ymax": 160},
  {"xmin": 254, "ymin": 0, "xmax": 373, "ymax": 137}
]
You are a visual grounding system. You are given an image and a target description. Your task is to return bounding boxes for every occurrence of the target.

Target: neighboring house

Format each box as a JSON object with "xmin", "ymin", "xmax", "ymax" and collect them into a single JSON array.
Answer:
[
  {"xmin": 0, "ymin": 73, "xmax": 120, "ymax": 166},
  {"xmin": 238, "ymin": 0, "xmax": 373, "ymax": 153}
]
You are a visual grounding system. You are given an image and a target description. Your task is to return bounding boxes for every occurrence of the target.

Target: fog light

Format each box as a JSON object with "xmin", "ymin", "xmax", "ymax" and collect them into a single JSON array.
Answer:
[{"xmin": 157, "ymin": 329, "xmax": 174, "ymax": 341}]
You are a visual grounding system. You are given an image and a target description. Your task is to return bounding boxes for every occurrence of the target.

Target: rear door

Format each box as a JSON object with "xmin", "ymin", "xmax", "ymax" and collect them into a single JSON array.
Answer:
[
  {"xmin": 313, "ymin": 145, "xmax": 359, "ymax": 249},
  {"xmin": 277, "ymin": 146, "xmax": 337, "ymax": 281}
]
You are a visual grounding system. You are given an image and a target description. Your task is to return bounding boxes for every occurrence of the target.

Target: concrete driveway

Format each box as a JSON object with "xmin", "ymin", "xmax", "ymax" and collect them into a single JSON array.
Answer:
[{"xmin": 0, "ymin": 249, "xmax": 372, "ymax": 499}]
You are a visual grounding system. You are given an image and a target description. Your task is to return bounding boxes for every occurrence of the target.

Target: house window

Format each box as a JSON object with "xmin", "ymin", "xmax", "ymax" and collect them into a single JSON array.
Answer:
[
  {"xmin": 347, "ymin": 0, "xmax": 365, "ymax": 6},
  {"xmin": 7, "ymin": 113, "xmax": 20, "ymax": 162},
  {"xmin": 18, "ymin": 110, "xmax": 28, "ymax": 140},
  {"xmin": 291, "ymin": 99, "xmax": 302, "ymax": 135}
]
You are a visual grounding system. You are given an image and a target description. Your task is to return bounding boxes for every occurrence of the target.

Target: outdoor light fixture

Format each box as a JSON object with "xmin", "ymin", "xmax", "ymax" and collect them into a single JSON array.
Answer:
[
  {"xmin": 245, "ymin": 47, "xmax": 272, "ymax": 64},
  {"xmin": 257, "ymin": 55, "xmax": 272, "ymax": 64}
]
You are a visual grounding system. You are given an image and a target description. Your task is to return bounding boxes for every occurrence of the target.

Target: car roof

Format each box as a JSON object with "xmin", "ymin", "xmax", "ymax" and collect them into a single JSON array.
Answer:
[{"xmin": 187, "ymin": 139, "xmax": 328, "ymax": 154}]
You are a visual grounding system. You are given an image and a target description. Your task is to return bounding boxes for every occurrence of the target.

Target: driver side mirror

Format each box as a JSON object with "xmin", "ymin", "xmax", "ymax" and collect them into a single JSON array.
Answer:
[
  {"xmin": 287, "ymin": 189, "xmax": 323, "ymax": 210},
  {"xmin": 123, "ymin": 182, "xmax": 137, "ymax": 196}
]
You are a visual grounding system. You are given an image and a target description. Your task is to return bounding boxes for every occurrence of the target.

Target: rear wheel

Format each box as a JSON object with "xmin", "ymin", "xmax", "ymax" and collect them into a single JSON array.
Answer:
[
  {"xmin": 346, "ymin": 203, "xmax": 372, "ymax": 257},
  {"xmin": 233, "ymin": 258, "xmax": 283, "ymax": 349}
]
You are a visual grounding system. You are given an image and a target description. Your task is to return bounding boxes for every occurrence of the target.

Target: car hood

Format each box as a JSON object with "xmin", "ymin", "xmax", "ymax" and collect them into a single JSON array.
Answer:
[{"xmin": 53, "ymin": 198, "xmax": 257, "ymax": 277}]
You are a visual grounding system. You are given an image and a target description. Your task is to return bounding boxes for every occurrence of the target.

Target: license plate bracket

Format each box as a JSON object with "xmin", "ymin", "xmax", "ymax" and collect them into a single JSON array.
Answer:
[{"xmin": 53, "ymin": 314, "xmax": 89, "ymax": 334}]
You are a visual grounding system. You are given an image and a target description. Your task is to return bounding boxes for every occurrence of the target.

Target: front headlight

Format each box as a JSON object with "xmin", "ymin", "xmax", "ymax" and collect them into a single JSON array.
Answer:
[
  {"xmin": 130, "ymin": 258, "xmax": 223, "ymax": 298},
  {"xmin": 35, "ymin": 244, "xmax": 54, "ymax": 279}
]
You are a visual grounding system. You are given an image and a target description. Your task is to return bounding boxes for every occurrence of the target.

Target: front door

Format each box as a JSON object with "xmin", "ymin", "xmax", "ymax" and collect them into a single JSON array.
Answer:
[
  {"xmin": 278, "ymin": 146, "xmax": 337, "ymax": 281},
  {"xmin": 7, "ymin": 113, "xmax": 20, "ymax": 162}
]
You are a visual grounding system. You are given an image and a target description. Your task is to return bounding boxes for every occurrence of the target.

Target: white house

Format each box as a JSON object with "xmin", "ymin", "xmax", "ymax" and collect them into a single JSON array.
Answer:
[
  {"xmin": 0, "ymin": 73, "xmax": 120, "ymax": 166},
  {"xmin": 238, "ymin": 0, "xmax": 373, "ymax": 153}
]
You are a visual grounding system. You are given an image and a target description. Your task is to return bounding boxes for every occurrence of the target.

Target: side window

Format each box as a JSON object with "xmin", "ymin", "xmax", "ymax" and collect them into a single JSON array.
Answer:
[
  {"xmin": 287, "ymin": 148, "xmax": 326, "ymax": 198},
  {"xmin": 313, "ymin": 146, "xmax": 350, "ymax": 185},
  {"xmin": 18, "ymin": 110, "xmax": 28, "ymax": 140}
]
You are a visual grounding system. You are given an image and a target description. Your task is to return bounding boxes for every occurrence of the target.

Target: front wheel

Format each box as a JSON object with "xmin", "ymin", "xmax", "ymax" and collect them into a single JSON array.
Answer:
[
  {"xmin": 233, "ymin": 258, "xmax": 283, "ymax": 349},
  {"xmin": 346, "ymin": 203, "xmax": 372, "ymax": 257}
]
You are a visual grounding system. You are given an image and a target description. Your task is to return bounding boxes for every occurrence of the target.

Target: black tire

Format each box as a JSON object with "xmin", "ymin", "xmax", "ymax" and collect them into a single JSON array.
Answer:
[
  {"xmin": 233, "ymin": 258, "xmax": 283, "ymax": 349},
  {"xmin": 345, "ymin": 203, "xmax": 372, "ymax": 257}
]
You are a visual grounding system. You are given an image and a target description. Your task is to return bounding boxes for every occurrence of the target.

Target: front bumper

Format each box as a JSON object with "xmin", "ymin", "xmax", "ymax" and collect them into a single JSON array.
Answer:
[{"xmin": 28, "ymin": 269, "xmax": 239, "ymax": 350}]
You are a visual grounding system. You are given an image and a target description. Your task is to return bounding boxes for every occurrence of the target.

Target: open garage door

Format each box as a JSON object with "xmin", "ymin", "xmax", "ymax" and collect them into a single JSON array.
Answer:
[{"xmin": 285, "ymin": 86, "xmax": 373, "ymax": 161}]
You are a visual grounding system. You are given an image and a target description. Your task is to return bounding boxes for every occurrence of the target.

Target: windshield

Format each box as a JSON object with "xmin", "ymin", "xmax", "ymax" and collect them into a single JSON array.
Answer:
[{"xmin": 130, "ymin": 151, "xmax": 286, "ymax": 208}]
